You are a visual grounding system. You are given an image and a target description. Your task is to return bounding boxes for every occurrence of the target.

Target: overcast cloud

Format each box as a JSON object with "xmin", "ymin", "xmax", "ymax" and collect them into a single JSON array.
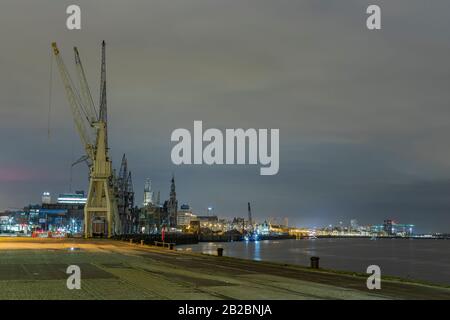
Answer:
[{"xmin": 1, "ymin": 0, "xmax": 450, "ymax": 232}]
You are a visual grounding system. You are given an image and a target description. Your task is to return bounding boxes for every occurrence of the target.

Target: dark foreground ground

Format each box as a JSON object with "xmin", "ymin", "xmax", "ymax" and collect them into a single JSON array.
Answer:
[{"xmin": 0, "ymin": 238, "xmax": 448, "ymax": 300}]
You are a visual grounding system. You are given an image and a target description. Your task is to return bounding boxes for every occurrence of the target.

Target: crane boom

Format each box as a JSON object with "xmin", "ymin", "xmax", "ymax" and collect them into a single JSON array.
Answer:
[
  {"xmin": 51, "ymin": 43, "xmax": 94, "ymax": 161},
  {"xmin": 74, "ymin": 47, "xmax": 98, "ymax": 124},
  {"xmin": 52, "ymin": 41, "xmax": 121, "ymax": 238}
]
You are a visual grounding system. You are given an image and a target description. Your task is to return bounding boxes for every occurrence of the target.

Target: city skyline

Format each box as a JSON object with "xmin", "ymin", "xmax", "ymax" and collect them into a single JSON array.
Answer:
[
  {"xmin": 0, "ymin": 176, "xmax": 431, "ymax": 234},
  {"xmin": 2, "ymin": 1, "xmax": 450, "ymax": 233}
]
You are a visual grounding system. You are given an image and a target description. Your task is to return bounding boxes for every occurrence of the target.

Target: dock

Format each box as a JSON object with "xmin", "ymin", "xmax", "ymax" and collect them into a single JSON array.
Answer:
[{"xmin": 0, "ymin": 237, "xmax": 448, "ymax": 300}]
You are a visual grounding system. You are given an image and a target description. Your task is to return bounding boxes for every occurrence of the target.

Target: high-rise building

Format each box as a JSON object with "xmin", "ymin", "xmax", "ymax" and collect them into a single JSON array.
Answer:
[
  {"xmin": 350, "ymin": 219, "xmax": 358, "ymax": 231},
  {"xmin": 42, "ymin": 192, "xmax": 51, "ymax": 204},
  {"xmin": 143, "ymin": 179, "xmax": 154, "ymax": 206}
]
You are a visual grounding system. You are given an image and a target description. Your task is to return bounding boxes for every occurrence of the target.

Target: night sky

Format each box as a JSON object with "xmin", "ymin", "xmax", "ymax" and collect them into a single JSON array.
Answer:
[{"xmin": 1, "ymin": 0, "xmax": 450, "ymax": 233}]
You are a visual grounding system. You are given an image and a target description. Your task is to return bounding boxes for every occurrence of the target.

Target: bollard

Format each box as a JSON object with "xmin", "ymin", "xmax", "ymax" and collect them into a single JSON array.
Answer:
[
  {"xmin": 310, "ymin": 256, "xmax": 320, "ymax": 269},
  {"xmin": 129, "ymin": 239, "xmax": 133, "ymax": 244},
  {"xmin": 140, "ymin": 240, "xmax": 144, "ymax": 246},
  {"xmin": 169, "ymin": 243, "xmax": 175, "ymax": 250},
  {"xmin": 217, "ymin": 247, "xmax": 224, "ymax": 257}
]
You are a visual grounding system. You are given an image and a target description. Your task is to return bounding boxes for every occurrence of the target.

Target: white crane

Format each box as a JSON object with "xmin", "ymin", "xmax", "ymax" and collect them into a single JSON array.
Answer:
[{"xmin": 51, "ymin": 41, "xmax": 120, "ymax": 238}]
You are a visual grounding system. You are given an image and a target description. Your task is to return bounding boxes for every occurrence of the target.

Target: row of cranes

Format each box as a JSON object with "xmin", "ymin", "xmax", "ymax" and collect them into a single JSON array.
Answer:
[{"xmin": 51, "ymin": 41, "xmax": 135, "ymax": 237}]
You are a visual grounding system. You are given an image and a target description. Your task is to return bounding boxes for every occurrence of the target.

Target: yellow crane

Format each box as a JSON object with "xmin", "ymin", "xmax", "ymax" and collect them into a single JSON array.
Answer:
[{"xmin": 51, "ymin": 41, "xmax": 120, "ymax": 238}]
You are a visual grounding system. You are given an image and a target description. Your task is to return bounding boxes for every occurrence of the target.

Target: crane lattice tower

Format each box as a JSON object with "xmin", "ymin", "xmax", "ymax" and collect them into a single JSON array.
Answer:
[{"xmin": 52, "ymin": 41, "xmax": 120, "ymax": 238}]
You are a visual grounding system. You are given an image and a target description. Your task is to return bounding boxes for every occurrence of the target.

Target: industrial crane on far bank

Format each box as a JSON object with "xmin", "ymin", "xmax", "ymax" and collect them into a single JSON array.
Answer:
[{"xmin": 51, "ymin": 41, "xmax": 120, "ymax": 238}]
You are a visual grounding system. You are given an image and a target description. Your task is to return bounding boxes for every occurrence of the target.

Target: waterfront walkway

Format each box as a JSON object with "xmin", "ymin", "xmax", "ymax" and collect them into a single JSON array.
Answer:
[{"xmin": 0, "ymin": 238, "xmax": 448, "ymax": 300}]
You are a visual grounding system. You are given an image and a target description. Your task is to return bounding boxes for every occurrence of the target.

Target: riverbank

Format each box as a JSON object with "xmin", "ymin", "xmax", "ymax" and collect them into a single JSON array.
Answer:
[
  {"xmin": 0, "ymin": 237, "xmax": 449, "ymax": 299},
  {"xmin": 113, "ymin": 233, "xmax": 296, "ymax": 245},
  {"xmin": 178, "ymin": 238, "xmax": 450, "ymax": 285},
  {"xmin": 316, "ymin": 235, "xmax": 450, "ymax": 240}
]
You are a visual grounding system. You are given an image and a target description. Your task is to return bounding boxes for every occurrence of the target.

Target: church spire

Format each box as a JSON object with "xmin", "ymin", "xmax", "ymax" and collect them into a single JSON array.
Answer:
[
  {"xmin": 170, "ymin": 174, "xmax": 176, "ymax": 200},
  {"xmin": 168, "ymin": 174, "xmax": 178, "ymax": 228},
  {"xmin": 156, "ymin": 191, "xmax": 160, "ymax": 206}
]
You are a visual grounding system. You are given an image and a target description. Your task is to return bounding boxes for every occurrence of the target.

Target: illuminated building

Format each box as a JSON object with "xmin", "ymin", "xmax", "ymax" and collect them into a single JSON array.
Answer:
[
  {"xmin": 257, "ymin": 220, "xmax": 270, "ymax": 235},
  {"xmin": 177, "ymin": 204, "xmax": 197, "ymax": 226},
  {"xmin": 383, "ymin": 219, "xmax": 394, "ymax": 235},
  {"xmin": 231, "ymin": 217, "xmax": 245, "ymax": 232},
  {"xmin": 143, "ymin": 179, "xmax": 154, "ymax": 206},
  {"xmin": 197, "ymin": 215, "xmax": 222, "ymax": 232},
  {"xmin": 42, "ymin": 192, "xmax": 51, "ymax": 204},
  {"xmin": 383, "ymin": 219, "xmax": 414, "ymax": 236},
  {"xmin": 350, "ymin": 219, "xmax": 358, "ymax": 231},
  {"xmin": 24, "ymin": 201, "xmax": 84, "ymax": 234},
  {"xmin": 57, "ymin": 191, "xmax": 87, "ymax": 204}
]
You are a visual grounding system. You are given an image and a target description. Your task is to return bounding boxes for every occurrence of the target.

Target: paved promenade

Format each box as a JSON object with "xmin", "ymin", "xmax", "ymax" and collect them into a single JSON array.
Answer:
[{"xmin": 0, "ymin": 238, "xmax": 448, "ymax": 300}]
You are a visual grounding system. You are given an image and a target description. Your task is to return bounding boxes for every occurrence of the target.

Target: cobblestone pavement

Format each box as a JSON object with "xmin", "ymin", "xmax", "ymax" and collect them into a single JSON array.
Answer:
[{"xmin": 0, "ymin": 238, "xmax": 449, "ymax": 300}]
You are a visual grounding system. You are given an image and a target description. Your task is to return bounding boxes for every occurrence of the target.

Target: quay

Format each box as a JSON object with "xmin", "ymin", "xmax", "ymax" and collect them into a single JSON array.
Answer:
[{"xmin": 0, "ymin": 237, "xmax": 448, "ymax": 300}]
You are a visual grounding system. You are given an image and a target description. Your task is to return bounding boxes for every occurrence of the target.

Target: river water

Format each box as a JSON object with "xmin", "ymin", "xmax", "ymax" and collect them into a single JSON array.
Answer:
[{"xmin": 178, "ymin": 238, "xmax": 450, "ymax": 285}]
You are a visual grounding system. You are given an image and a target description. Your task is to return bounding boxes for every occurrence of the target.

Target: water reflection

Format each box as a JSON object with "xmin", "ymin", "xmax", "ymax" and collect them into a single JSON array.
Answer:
[
  {"xmin": 243, "ymin": 240, "xmax": 261, "ymax": 261},
  {"xmin": 254, "ymin": 241, "xmax": 261, "ymax": 261}
]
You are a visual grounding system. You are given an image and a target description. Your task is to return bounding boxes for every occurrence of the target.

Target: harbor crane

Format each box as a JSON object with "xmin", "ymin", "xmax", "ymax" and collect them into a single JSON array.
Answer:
[{"xmin": 51, "ymin": 41, "xmax": 120, "ymax": 238}]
